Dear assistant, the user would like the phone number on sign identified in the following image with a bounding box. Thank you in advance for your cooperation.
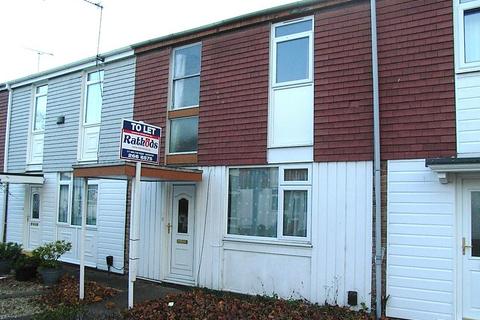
[126,152,155,162]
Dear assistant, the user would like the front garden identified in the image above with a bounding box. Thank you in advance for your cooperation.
[1,241,380,319]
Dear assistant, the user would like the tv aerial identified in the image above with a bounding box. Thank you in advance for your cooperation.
[24,47,54,72]
[82,0,104,65]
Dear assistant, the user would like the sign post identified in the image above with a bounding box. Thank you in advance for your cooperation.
[120,120,161,309]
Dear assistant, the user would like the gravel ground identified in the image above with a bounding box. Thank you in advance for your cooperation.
[0,275,47,319]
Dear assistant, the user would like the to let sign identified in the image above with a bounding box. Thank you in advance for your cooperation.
[120,119,162,164]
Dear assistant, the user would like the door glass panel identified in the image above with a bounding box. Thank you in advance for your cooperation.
[472,191,480,257]
[177,198,189,234]
[32,193,40,219]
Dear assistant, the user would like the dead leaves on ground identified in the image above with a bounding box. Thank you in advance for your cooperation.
[39,275,117,307]
[125,289,374,320]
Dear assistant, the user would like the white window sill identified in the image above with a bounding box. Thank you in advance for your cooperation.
[223,236,312,248]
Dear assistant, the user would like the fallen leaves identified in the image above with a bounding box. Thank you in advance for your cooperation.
[125,289,375,320]
[39,275,117,307]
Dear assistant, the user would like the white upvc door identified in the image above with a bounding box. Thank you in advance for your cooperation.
[167,185,195,284]
[27,187,42,250]
[462,180,480,319]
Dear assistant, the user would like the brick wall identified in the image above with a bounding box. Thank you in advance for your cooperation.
[198,24,270,166]
[0,90,8,169]
[133,49,170,164]
[314,1,374,162]
[377,0,456,160]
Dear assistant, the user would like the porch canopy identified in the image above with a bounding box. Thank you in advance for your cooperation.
[0,172,44,184]
[426,157,480,183]
[72,162,203,182]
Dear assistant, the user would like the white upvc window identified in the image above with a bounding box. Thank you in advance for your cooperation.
[272,17,313,88]
[227,165,312,242]
[458,0,480,70]
[28,84,48,166]
[57,172,98,227]
[171,43,201,110]
[79,70,104,161]
[269,17,314,149]
[168,42,201,156]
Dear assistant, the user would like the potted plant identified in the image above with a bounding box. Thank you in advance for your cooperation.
[0,242,22,275]
[13,253,39,281]
[33,240,72,285]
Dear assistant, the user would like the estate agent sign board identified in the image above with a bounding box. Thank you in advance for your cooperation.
[120,119,162,164]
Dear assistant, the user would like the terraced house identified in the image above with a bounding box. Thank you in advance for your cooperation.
[0,0,479,319]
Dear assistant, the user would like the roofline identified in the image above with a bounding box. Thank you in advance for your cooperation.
[3,45,133,88]
[131,0,328,50]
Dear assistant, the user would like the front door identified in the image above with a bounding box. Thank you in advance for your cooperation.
[167,185,195,284]
[27,187,41,249]
[462,181,480,319]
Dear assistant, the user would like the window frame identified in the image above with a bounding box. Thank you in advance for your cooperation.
[457,0,480,71]
[168,115,199,155]
[225,164,312,244]
[82,69,104,126]
[169,42,202,111]
[167,42,202,158]
[56,172,99,228]
[32,84,48,134]
[271,16,314,88]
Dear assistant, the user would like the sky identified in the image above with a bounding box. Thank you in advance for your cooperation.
[0,0,299,83]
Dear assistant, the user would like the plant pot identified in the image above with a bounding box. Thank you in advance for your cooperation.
[15,265,37,281]
[38,266,63,285]
[0,259,11,275]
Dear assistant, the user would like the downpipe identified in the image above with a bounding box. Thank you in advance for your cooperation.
[369,0,383,319]
[1,84,12,242]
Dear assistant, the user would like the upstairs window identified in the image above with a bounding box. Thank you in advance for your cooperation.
[172,44,201,109]
[33,85,47,132]
[84,70,104,125]
[272,18,313,86]
[459,0,480,68]
[168,43,201,157]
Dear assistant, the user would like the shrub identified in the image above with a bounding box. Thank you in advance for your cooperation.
[32,241,72,269]
[0,242,22,260]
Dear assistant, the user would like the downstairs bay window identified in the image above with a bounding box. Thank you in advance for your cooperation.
[227,166,311,241]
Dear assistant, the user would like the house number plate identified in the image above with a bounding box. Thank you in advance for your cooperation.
[176,239,188,244]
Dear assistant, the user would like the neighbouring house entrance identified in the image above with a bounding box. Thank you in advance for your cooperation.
[166,184,195,285]
[462,180,480,319]
[27,186,41,250]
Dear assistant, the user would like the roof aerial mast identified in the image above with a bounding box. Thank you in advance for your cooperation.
[24,48,54,72]
[82,0,104,65]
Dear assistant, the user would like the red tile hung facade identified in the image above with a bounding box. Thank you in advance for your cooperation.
[133,0,456,165]
[198,25,270,166]
[314,1,374,162]
[133,48,170,163]
[377,0,456,160]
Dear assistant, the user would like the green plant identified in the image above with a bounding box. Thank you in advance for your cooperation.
[13,253,40,270]
[32,240,72,269]
[0,242,22,260]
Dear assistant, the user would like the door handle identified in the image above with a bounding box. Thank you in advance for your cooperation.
[167,223,172,234]
[463,237,472,255]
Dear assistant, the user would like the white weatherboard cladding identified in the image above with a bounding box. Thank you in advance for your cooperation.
[5,184,26,244]
[138,181,165,281]
[58,179,126,273]
[7,87,31,172]
[42,73,82,172]
[136,163,372,306]
[41,173,57,244]
[457,71,480,156]
[96,179,127,272]
[386,159,455,320]
[98,58,135,163]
